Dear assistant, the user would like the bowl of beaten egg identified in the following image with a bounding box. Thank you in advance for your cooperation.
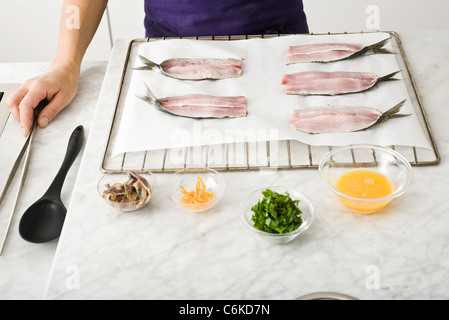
[319,145,413,214]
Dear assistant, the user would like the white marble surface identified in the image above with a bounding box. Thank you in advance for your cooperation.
[0,62,106,299]
[1,30,449,300]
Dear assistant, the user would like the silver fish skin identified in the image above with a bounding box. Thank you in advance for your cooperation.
[282,71,400,95]
[287,37,392,64]
[135,55,243,80]
[290,100,409,134]
[138,84,247,119]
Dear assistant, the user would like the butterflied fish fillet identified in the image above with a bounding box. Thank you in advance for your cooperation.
[136,56,243,80]
[290,100,409,134]
[139,85,247,119]
[281,71,400,95]
[287,37,391,64]
[158,95,247,118]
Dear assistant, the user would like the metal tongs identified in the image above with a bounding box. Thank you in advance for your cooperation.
[0,100,47,255]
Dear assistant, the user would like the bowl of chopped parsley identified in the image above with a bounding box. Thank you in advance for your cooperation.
[241,187,315,244]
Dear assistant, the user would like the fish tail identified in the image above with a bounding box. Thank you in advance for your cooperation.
[377,70,401,83]
[134,55,161,71]
[347,37,393,60]
[137,84,169,114]
[375,47,395,55]
[366,37,394,55]
[375,100,410,125]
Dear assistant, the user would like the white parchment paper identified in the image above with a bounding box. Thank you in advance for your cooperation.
[111,33,433,157]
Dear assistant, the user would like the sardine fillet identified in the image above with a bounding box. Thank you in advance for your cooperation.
[287,43,365,63]
[282,71,378,95]
[290,106,383,134]
[160,58,243,80]
[158,94,247,118]
[286,38,391,64]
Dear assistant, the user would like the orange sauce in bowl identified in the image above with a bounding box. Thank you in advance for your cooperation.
[335,169,394,214]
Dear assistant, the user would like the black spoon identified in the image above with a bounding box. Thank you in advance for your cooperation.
[19,125,84,243]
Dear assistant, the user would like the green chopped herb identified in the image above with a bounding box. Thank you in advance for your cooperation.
[250,189,303,234]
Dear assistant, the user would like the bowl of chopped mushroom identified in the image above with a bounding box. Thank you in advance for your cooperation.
[98,169,156,212]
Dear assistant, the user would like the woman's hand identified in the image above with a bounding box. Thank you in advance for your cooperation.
[5,62,80,137]
[5,0,109,137]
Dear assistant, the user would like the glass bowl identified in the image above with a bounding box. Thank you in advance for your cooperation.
[98,169,157,212]
[319,145,413,214]
[167,168,225,213]
[241,186,315,244]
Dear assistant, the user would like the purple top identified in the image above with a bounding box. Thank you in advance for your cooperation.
[144,0,309,38]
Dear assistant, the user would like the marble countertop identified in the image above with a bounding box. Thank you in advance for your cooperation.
[1,30,448,300]
[0,61,106,299]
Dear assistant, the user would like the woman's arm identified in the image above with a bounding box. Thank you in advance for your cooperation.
[6,0,109,137]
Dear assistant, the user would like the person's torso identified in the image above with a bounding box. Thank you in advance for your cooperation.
[144,0,308,37]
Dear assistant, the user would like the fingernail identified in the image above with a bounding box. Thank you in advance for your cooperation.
[22,126,28,137]
[41,116,50,128]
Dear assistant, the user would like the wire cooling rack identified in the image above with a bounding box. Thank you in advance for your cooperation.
[100,32,440,174]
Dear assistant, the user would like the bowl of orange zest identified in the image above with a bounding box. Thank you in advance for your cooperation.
[167,168,225,212]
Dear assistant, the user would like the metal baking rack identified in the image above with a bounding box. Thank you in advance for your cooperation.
[101,32,440,174]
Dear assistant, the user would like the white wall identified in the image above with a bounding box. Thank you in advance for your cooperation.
[0,0,145,63]
[0,0,448,63]
[303,0,449,34]
[0,0,112,62]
